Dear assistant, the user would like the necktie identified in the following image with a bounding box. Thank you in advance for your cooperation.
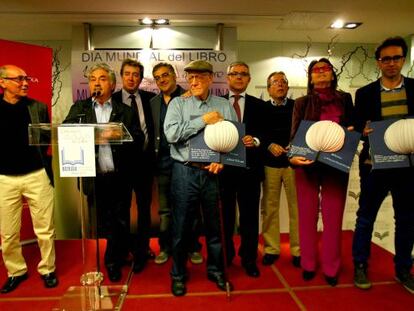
[233,94,241,122]
[129,94,149,149]
[129,94,138,115]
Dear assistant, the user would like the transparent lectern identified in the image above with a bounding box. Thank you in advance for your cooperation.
[29,122,134,311]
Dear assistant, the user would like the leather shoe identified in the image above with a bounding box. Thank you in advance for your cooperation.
[41,272,58,288]
[1,273,28,293]
[106,265,121,282]
[207,274,233,291]
[292,256,301,268]
[171,279,186,296]
[302,270,316,281]
[325,275,338,287]
[262,254,279,266]
[243,263,260,277]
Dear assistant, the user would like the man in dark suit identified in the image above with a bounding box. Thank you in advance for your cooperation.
[221,61,265,277]
[150,62,203,265]
[352,36,414,294]
[112,59,156,273]
[261,71,300,268]
[64,63,142,282]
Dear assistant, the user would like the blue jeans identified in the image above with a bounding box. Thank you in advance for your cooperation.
[352,165,414,274]
[170,162,224,281]
[157,168,202,254]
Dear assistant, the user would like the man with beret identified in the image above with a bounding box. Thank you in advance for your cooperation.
[164,60,237,296]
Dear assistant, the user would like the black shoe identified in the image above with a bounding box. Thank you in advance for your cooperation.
[292,256,301,268]
[325,275,338,287]
[171,279,186,296]
[302,270,316,281]
[262,254,279,266]
[106,265,121,282]
[207,274,233,291]
[41,272,58,288]
[243,263,260,277]
[1,273,28,293]
[395,271,414,294]
[133,259,147,274]
[354,263,372,290]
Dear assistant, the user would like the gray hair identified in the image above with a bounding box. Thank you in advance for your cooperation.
[267,71,289,88]
[227,61,250,74]
[88,63,116,84]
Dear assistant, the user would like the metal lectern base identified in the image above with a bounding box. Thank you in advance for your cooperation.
[57,285,128,311]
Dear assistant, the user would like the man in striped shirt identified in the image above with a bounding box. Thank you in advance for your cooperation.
[352,36,414,294]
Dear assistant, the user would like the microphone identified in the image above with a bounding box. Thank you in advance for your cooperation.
[77,113,86,124]
[92,90,102,97]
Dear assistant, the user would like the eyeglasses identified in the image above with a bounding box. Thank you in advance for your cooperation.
[3,76,35,83]
[227,72,250,78]
[378,55,404,64]
[154,72,171,81]
[186,73,210,82]
[269,79,288,86]
[310,66,332,74]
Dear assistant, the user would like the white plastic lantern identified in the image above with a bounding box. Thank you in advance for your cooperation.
[384,119,414,154]
[305,120,345,152]
[204,120,239,153]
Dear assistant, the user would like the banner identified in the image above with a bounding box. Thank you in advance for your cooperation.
[71,50,236,101]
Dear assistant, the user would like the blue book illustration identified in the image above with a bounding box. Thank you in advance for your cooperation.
[287,120,318,161]
[369,119,412,170]
[61,147,85,165]
[288,120,361,173]
[189,120,246,167]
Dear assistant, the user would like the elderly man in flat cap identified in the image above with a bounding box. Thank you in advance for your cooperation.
[164,60,237,296]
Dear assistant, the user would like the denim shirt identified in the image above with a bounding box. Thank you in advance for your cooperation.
[164,92,237,162]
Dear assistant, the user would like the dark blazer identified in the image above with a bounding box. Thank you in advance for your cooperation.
[112,90,156,147]
[291,90,354,141]
[63,96,142,194]
[261,98,295,168]
[24,97,54,185]
[150,85,185,158]
[222,93,265,179]
[354,77,414,164]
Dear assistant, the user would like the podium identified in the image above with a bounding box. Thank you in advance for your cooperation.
[29,122,133,311]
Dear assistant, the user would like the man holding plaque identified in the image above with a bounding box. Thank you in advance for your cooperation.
[164,60,236,296]
[352,36,414,294]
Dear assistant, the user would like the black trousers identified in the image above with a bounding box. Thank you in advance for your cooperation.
[220,166,261,265]
[88,173,130,268]
[127,152,154,263]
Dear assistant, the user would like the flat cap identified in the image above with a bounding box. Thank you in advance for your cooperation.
[184,60,213,73]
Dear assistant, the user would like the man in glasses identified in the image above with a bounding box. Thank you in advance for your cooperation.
[164,60,237,296]
[0,65,57,293]
[260,72,300,268]
[150,62,203,265]
[353,36,414,294]
[221,61,265,278]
